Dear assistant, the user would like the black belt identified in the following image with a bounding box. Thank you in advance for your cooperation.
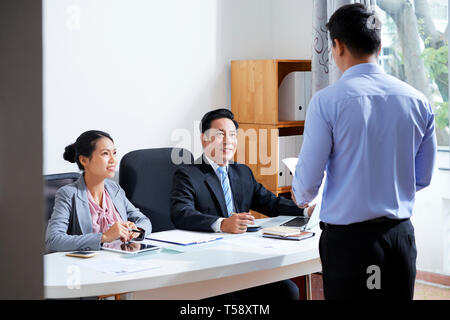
[320,217,409,230]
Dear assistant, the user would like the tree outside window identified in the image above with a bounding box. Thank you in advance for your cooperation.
[377,0,449,147]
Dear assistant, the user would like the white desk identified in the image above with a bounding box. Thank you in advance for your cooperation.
[44,217,322,299]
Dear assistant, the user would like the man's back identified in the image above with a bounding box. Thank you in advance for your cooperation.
[293,63,436,225]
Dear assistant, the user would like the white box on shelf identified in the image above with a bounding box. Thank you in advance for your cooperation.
[278,72,307,121]
[278,136,286,187]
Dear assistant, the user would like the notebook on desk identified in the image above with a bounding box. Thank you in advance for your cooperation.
[262,226,315,241]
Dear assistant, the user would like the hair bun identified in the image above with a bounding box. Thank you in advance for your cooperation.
[63,143,77,163]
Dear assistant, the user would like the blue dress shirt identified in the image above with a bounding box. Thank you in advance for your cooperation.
[292,63,437,225]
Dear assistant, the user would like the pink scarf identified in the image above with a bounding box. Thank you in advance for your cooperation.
[87,188,122,233]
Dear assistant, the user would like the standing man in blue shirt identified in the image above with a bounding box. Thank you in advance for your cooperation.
[292,4,437,300]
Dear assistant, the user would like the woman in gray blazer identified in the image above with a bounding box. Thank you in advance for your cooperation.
[45,130,152,253]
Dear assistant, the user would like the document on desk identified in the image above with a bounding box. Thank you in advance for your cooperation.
[146,230,224,246]
[282,157,299,177]
[79,258,159,276]
[221,235,305,252]
[282,157,326,211]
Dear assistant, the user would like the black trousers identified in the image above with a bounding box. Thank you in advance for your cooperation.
[319,218,417,300]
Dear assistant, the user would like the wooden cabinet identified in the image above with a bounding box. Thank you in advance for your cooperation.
[231,59,311,217]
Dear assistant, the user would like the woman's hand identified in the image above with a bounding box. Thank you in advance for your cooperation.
[124,221,142,240]
[101,222,131,243]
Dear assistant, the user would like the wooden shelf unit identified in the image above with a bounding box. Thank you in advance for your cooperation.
[231,59,311,218]
[231,59,311,125]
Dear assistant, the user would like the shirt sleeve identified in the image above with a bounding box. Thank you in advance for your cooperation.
[292,95,333,206]
[415,111,437,191]
[211,218,224,232]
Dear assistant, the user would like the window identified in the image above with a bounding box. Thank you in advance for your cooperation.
[376,0,450,277]
[377,0,449,149]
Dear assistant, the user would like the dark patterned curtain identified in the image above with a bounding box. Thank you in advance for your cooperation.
[312,0,377,94]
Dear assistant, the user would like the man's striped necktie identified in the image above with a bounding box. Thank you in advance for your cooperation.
[217,166,234,217]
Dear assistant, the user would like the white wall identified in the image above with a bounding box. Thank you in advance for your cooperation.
[412,151,450,275]
[43,0,313,174]
[271,0,313,59]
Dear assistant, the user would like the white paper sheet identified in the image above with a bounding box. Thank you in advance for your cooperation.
[146,229,224,245]
[282,157,326,219]
[220,234,306,251]
[281,157,299,177]
[79,258,159,276]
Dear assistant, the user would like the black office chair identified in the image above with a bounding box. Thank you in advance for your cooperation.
[119,148,193,233]
[44,172,81,223]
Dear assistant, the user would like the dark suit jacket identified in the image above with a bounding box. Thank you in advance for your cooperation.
[170,156,304,232]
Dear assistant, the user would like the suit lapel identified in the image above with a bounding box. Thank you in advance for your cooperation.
[197,156,229,218]
[228,165,242,213]
[105,180,128,222]
[74,176,93,235]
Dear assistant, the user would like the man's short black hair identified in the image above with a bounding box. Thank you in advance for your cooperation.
[326,3,381,58]
[200,108,239,133]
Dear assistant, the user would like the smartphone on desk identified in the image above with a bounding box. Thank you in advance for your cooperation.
[246,225,261,232]
[65,251,98,259]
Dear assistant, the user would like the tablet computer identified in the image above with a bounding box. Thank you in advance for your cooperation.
[101,240,160,254]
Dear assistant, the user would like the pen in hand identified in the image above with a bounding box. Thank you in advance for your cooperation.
[128,228,142,233]
[107,223,141,234]
[105,223,142,242]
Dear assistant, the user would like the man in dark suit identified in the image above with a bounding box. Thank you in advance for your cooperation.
[171,108,312,233]
[170,108,314,300]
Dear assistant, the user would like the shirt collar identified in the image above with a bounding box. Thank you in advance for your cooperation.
[203,154,228,174]
[341,62,385,79]
[87,188,107,212]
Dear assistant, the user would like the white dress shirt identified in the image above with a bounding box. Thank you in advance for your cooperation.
[203,155,233,232]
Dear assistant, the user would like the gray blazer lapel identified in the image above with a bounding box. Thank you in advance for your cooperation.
[74,176,93,235]
[105,180,128,222]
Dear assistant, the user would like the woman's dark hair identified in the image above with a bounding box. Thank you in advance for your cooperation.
[200,108,239,134]
[326,3,381,58]
[63,130,114,171]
